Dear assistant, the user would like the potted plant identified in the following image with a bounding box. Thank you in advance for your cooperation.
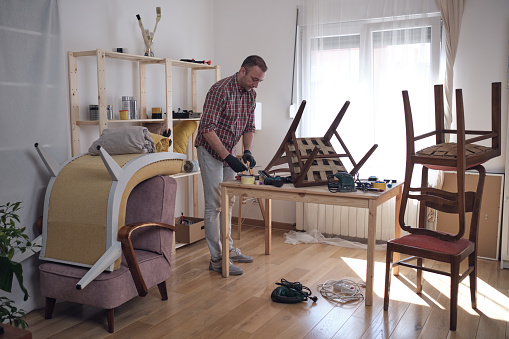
[0,202,39,329]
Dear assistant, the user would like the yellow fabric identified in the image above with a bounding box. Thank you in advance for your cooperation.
[173,120,197,154]
[150,132,170,152]
[45,154,183,270]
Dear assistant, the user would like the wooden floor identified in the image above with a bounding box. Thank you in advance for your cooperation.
[26,225,509,338]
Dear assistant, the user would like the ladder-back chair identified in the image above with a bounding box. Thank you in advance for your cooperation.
[384,82,501,331]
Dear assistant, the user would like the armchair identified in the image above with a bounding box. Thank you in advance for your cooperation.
[39,175,177,333]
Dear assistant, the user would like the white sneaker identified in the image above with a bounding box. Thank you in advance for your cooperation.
[209,258,243,275]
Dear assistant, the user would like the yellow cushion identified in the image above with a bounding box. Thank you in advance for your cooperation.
[150,133,170,152]
[173,120,197,154]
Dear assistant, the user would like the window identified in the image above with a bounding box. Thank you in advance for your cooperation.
[298,15,441,180]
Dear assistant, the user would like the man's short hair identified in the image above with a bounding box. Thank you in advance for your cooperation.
[241,55,268,73]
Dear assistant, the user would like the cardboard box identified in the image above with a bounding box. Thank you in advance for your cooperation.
[175,216,205,244]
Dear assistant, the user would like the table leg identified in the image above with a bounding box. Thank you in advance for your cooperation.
[365,200,377,306]
[265,198,272,255]
[221,186,229,277]
[237,195,242,240]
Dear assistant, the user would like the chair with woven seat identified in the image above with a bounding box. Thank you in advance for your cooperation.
[39,175,178,333]
[399,82,500,242]
[384,82,501,331]
[264,100,378,187]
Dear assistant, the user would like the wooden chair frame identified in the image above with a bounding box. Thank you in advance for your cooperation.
[384,164,486,331]
[264,100,378,187]
[400,82,501,241]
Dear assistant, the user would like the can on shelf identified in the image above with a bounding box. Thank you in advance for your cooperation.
[107,105,113,120]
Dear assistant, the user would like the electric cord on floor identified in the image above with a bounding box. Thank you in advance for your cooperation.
[317,279,365,305]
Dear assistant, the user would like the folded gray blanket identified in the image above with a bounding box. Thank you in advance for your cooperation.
[88,126,155,155]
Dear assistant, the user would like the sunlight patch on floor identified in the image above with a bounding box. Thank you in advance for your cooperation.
[341,257,429,306]
[341,256,509,322]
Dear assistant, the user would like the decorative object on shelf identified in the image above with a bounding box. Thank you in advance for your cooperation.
[88,126,155,155]
[173,120,197,154]
[107,105,113,120]
[121,96,137,119]
[180,59,212,65]
[119,109,129,120]
[89,105,99,120]
[90,104,113,121]
[112,47,129,53]
[136,7,161,57]
[0,202,40,329]
[173,109,201,119]
[183,160,199,173]
[152,107,162,119]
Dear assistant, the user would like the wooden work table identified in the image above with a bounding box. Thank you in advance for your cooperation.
[220,180,403,306]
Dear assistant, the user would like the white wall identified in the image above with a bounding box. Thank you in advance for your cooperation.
[214,0,302,223]
[0,0,216,315]
[454,0,509,173]
[2,0,508,316]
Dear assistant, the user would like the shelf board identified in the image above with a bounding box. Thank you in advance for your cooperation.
[173,118,201,122]
[76,119,167,126]
[71,49,216,69]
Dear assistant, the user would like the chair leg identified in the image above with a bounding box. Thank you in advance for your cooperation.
[469,253,477,309]
[45,297,56,319]
[158,281,168,301]
[450,261,460,331]
[107,309,114,333]
[416,257,423,293]
[384,246,394,311]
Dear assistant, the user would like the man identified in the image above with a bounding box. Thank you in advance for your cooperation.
[195,55,267,275]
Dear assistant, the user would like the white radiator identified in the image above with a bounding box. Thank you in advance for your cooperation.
[296,199,419,242]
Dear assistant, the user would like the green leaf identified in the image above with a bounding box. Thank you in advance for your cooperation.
[0,257,14,292]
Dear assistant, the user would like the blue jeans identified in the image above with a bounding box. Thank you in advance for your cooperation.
[197,146,236,261]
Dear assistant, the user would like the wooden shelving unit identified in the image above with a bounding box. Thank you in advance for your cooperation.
[68,49,220,156]
[68,49,220,218]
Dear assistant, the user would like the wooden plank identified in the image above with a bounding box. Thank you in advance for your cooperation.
[139,62,147,119]
[68,51,81,157]
[96,49,107,134]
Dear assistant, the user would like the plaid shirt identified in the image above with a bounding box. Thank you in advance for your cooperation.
[195,73,256,163]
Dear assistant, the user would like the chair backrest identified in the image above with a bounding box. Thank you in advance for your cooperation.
[405,165,485,241]
[125,175,177,259]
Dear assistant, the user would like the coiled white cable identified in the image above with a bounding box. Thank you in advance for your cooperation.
[317,279,365,305]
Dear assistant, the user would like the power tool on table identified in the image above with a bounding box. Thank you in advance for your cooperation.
[258,170,285,187]
[327,171,356,193]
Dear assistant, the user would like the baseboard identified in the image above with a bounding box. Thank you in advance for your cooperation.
[231,217,295,231]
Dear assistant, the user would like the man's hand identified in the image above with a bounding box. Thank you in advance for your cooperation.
[224,154,248,173]
[242,150,256,168]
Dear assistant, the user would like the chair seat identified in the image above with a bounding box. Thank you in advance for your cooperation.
[389,233,473,255]
[39,249,171,310]
[415,142,493,170]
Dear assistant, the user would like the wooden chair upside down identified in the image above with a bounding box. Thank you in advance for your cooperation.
[384,82,501,331]
[264,100,378,187]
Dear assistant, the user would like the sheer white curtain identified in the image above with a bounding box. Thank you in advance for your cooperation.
[0,0,67,312]
[297,0,441,182]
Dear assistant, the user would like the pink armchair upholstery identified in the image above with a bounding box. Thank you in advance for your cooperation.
[39,175,177,333]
